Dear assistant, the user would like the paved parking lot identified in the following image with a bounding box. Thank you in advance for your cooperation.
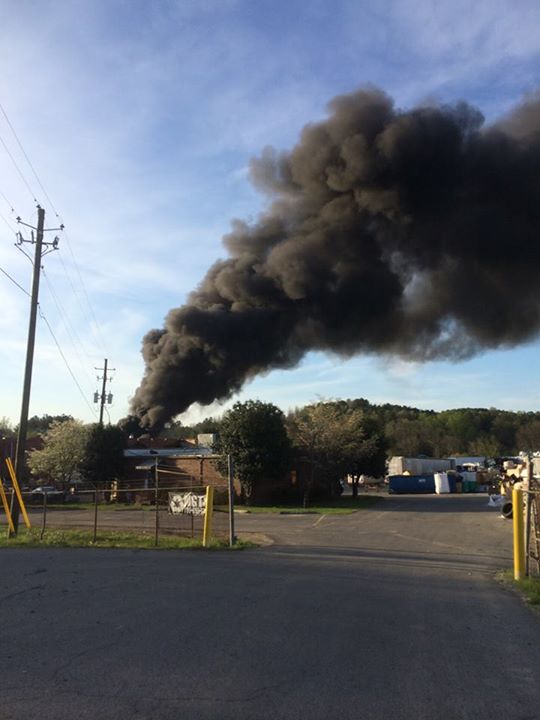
[1,495,538,720]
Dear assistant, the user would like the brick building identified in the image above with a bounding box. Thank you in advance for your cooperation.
[123,435,227,500]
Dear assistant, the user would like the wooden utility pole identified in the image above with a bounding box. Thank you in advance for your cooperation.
[10,207,61,535]
[99,358,108,427]
[94,359,115,426]
[228,454,236,546]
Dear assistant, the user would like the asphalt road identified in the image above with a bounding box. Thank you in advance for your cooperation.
[1,495,539,720]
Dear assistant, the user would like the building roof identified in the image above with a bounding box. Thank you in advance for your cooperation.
[125,449,223,471]
[124,447,215,458]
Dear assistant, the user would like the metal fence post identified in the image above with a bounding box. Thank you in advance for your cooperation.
[93,485,98,543]
[41,490,47,541]
[203,485,214,548]
[525,491,532,577]
[513,487,525,580]
[154,460,160,547]
[228,454,235,546]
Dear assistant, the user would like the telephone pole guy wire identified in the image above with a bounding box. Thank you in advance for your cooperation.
[0,264,30,296]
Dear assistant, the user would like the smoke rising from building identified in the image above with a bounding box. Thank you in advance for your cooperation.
[130,87,540,429]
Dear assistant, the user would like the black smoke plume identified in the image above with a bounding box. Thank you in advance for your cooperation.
[130,87,540,429]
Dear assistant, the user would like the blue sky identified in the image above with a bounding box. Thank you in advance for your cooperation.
[0,0,539,426]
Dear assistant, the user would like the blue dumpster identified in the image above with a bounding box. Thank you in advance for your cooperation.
[388,474,436,494]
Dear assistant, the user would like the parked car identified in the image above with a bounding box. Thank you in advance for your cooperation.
[29,486,65,504]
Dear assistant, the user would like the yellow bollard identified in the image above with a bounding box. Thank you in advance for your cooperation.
[5,458,31,529]
[202,486,214,548]
[0,482,15,533]
[512,488,525,580]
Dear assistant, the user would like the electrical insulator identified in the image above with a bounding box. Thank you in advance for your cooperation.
[107,393,113,404]
[93,392,99,403]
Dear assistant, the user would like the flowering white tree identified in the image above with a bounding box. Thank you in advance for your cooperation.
[27,419,90,484]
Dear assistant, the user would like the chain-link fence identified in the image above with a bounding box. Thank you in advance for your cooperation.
[524,487,540,577]
[1,458,236,546]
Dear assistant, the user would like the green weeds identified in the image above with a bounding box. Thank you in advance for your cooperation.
[235,495,382,515]
[498,570,540,607]
[0,528,251,550]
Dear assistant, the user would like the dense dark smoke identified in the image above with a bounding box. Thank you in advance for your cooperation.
[130,87,540,429]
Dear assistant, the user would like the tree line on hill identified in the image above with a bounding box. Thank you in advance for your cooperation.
[167,399,540,460]
[160,399,540,503]
[3,400,540,503]
[4,403,540,460]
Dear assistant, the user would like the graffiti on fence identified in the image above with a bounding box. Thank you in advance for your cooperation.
[168,491,206,516]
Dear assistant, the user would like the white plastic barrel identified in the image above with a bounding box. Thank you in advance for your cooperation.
[434,472,450,494]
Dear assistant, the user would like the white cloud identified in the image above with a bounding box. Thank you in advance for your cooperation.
[0,1,538,424]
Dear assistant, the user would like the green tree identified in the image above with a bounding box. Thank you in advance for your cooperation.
[0,416,15,437]
[516,420,540,453]
[80,424,125,485]
[468,434,502,458]
[25,414,74,437]
[490,414,517,454]
[192,417,222,435]
[216,400,291,503]
[385,417,433,457]
[287,402,386,502]
[27,420,90,484]
[442,410,481,449]
[157,419,196,441]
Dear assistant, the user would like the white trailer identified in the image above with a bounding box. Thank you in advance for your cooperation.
[388,456,455,476]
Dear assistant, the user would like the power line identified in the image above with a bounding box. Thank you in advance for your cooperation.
[0,101,108,356]
[38,305,98,418]
[0,209,17,234]
[56,258,103,351]
[0,188,14,213]
[59,237,109,355]
[42,268,97,388]
[0,130,37,204]
[0,264,30,296]
[0,101,59,217]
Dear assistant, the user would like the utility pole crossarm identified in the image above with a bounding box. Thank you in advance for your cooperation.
[94,359,116,426]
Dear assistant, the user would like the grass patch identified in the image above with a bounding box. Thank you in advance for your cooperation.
[498,570,540,606]
[37,496,383,515]
[234,495,383,515]
[26,502,155,512]
[0,528,251,550]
